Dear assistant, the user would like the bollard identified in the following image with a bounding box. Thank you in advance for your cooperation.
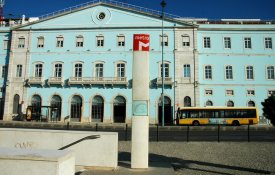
[248,124,250,142]
[186,125,189,142]
[156,124,159,142]
[125,124,128,141]
[218,124,220,142]
[66,122,69,130]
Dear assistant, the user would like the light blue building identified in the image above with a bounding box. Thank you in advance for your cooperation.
[196,20,275,122]
[0,1,274,124]
[3,1,195,124]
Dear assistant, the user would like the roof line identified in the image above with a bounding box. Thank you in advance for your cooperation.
[37,0,181,20]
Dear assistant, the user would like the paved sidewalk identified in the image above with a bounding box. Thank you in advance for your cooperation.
[78,141,275,175]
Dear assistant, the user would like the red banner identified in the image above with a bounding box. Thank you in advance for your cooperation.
[133,34,150,51]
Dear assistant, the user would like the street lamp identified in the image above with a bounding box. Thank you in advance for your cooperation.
[160,0,166,127]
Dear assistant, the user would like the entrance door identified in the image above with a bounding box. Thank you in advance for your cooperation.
[158,96,173,125]
[113,96,126,123]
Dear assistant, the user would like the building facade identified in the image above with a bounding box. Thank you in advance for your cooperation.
[2,1,196,124]
[0,1,274,124]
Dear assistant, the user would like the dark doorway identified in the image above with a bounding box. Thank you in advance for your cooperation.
[158,96,173,125]
[0,98,4,120]
[50,95,62,121]
[92,95,104,122]
[113,96,126,123]
[70,95,82,122]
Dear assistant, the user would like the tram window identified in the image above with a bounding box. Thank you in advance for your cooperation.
[247,110,256,118]
[180,111,188,118]
[225,110,235,118]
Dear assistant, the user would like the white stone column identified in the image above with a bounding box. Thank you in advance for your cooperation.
[131,34,150,169]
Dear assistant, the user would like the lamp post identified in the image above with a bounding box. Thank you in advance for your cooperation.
[160,0,166,127]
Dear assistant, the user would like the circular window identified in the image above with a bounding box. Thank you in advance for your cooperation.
[98,12,106,20]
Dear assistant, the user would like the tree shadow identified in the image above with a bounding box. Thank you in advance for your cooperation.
[118,151,272,174]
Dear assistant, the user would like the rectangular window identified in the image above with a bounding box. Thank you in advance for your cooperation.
[37,37,44,48]
[203,37,211,48]
[1,66,7,78]
[97,36,104,47]
[18,38,25,48]
[244,37,252,49]
[182,36,190,47]
[183,64,191,78]
[160,35,168,46]
[95,63,104,78]
[76,36,84,47]
[224,37,231,49]
[226,90,234,96]
[161,63,169,77]
[246,66,254,80]
[205,65,212,79]
[205,89,213,95]
[117,63,125,77]
[267,66,275,80]
[4,40,10,50]
[225,65,233,80]
[54,64,62,77]
[117,36,125,46]
[35,64,43,77]
[16,65,22,77]
[75,64,82,78]
[268,90,275,96]
[56,37,64,47]
[265,37,273,49]
[247,90,255,96]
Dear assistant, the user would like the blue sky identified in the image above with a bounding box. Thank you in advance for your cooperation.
[3,0,275,20]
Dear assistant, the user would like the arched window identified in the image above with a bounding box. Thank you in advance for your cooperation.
[51,95,62,121]
[92,95,104,122]
[248,100,255,107]
[31,95,42,117]
[184,96,191,107]
[227,100,234,107]
[71,95,82,121]
[206,100,213,106]
[13,94,20,114]
[113,96,126,123]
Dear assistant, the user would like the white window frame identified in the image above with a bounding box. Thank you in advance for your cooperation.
[224,37,231,49]
[266,65,275,80]
[74,62,83,78]
[56,36,64,48]
[53,63,63,78]
[159,62,170,78]
[247,89,255,96]
[115,61,126,78]
[264,37,272,49]
[3,40,10,50]
[225,65,233,80]
[226,89,234,96]
[94,63,104,79]
[37,36,44,48]
[244,37,252,49]
[96,35,104,47]
[1,65,7,78]
[203,37,211,48]
[246,65,254,80]
[204,65,212,80]
[76,35,84,47]
[16,64,23,78]
[34,63,43,77]
[160,34,168,46]
[183,64,191,78]
[182,35,190,47]
[205,89,213,96]
[117,35,125,47]
[18,37,25,48]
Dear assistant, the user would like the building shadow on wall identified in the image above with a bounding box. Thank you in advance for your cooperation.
[118,152,272,174]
